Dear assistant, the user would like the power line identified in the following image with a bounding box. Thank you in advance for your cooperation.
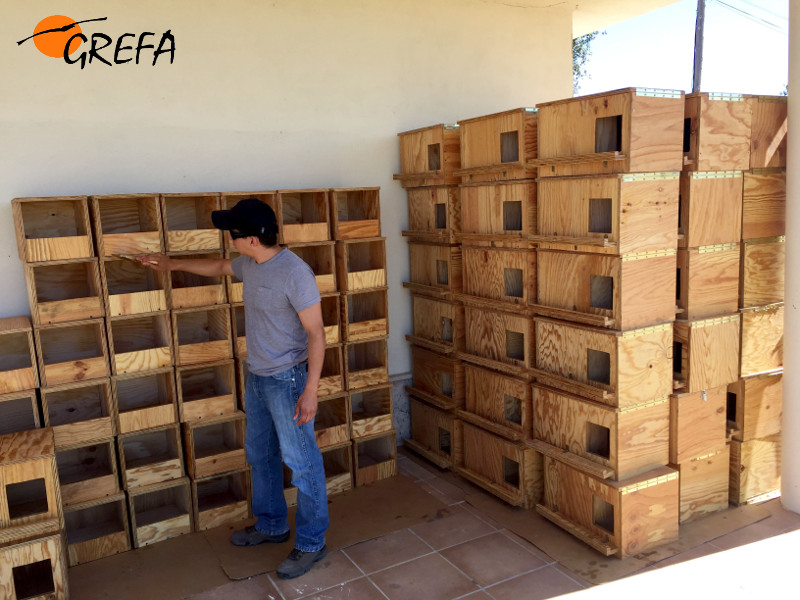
[710,0,787,33]
[732,0,788,22]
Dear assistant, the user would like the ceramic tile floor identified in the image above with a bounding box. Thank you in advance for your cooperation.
[183,451,800,600]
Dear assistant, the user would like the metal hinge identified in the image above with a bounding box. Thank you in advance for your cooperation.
[693,450,723,461]
[621,323,672,339]
[620,397,669,413]
[621,172,680,182]
[746,303,783,314]
[746,236,785,245]
[636,88,683,99]
[444,124,459,130]
[708,92,745,102]
[621,249,677,262]
[525,107,538,114]
[698,243,738,254]
[691,170,742,180]
[620,471,679,495]
[691,315,740,328]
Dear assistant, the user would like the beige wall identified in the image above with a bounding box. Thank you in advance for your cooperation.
[1,0,572,375]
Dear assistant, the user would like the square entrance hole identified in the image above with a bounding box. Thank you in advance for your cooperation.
[438,428,451,455]
[590,276,614,310]
[500,131,519,163]
[506,331,525,361]
[593,496,615,533]
[13,559,55,600]
[435,203,447,229]
[441,317,453,343]
[595,115,622,153]
[504,268,524,298]
[504,394,522,425]
[502,456,520,488]
[503,201,523,231]
[586,422,611,459]
[673,342,683,375]
[587,349,611,385]
[683,118,692,153]
[439,372,453,398]
[588,198,612,234]
[428,143,441,171]
[436,260,449,286]
[727,391,738,422]
[7,478,49,520]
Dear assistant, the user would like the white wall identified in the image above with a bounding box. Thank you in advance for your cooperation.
[781,0,800,511]
[1,0,572,375]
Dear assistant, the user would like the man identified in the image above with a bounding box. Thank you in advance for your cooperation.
[136,198,329,579]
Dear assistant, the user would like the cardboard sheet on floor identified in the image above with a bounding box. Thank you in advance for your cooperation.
[68,531,229,600]
[66,474,445,598]
[459,482,770,585]
[207,473,447,580]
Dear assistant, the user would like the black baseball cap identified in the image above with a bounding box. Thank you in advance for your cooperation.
[212,198,279,236]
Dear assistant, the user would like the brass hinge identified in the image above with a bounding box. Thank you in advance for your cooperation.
[621,172,680,182]
[691,170,742,180]
[749,167,786,175]
[620,471,679,495]
[693,450,724,462]
[636,88,683,99]
[621,323,672,339]
[691,314,740,328]
[758,96,787,104]
[620,396,669,413]
[621,249,677,262]
[708,92,745,102]
[745,303,783,314]
[698,243,738,254]
[745,236,785,245]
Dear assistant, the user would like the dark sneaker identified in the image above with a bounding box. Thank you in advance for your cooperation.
[276,546,327,579]
[230,525,290,546]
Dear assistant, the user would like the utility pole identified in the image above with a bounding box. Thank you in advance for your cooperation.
[692,0,706,93]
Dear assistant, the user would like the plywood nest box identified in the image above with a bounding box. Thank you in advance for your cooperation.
[533,88,685,178]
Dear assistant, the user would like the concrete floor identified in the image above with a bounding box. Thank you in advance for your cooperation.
[182,451,800,600]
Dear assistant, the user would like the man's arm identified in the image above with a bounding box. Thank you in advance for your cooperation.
[135,253,235,277]
[294,302,325,426]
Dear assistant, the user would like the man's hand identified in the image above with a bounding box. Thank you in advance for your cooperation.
[294,388,318,426]
[134,253,172,271]
[132,254,234,277]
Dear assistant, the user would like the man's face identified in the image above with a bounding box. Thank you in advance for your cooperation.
[229,231,253,255]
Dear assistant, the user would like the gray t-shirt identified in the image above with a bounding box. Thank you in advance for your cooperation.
[231,249,321,376]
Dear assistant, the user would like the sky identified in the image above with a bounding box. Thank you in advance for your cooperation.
[577,0,789,96]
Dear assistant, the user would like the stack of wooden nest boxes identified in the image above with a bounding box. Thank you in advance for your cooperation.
[399,109,542,507]
[530,89,684,558]
[2,185,391,593]
[0,314,68,599]
[727,96,787,506]
[672,94,749,522]
[395,124,466,472]
[397,88,787,560]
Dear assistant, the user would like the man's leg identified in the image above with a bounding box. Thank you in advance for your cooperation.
[269,363,329,577]
[232,372,290,545]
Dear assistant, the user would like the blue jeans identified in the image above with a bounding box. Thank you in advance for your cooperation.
[244,363,328,552]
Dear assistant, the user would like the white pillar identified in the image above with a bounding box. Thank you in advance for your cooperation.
[782,0,800,511]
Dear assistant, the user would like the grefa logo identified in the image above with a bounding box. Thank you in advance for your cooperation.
[17,16,175,68]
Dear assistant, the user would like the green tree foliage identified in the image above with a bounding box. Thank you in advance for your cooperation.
[573,31,603,94]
